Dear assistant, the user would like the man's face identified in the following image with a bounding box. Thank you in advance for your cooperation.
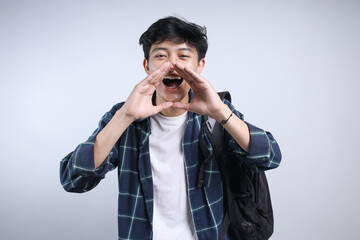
[144,40,205,105]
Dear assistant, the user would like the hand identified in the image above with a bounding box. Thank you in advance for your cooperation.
[172,62,228,121]
[121,62,173,121]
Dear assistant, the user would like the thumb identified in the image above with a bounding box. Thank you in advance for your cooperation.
[153,102,173,114]
[172,102,190,111]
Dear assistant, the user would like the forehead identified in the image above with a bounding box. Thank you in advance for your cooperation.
[150,40,198,54]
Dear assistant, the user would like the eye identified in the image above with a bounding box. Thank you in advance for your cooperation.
[154,54,167,58]
[179,55,190,58]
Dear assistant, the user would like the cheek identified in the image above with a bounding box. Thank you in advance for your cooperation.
[148,61,163,73]
[150,64,158,72]
[148,65,156,73]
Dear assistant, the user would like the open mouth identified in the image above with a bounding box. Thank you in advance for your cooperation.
[163,77,183,89]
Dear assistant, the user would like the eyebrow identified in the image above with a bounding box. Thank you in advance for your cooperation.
[151,47,194,54]
[178,47,194,52]
[151,47,167,54]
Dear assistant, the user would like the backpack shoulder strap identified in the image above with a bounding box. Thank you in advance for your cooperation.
[211,91,231,155]
[198,91,231,187]
[218,91,231,103]
[198,91,232,239]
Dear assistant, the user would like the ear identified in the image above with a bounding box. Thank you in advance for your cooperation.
[143,59,150,75]
[196,59,205,74]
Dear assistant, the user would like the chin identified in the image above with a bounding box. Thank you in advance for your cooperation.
[164,92,187,103]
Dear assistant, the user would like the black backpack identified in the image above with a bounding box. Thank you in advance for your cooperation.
[198,91,274,240]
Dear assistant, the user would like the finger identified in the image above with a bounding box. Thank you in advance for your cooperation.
[136,63,169,94]
[138,62,168,87]
[152,102,173,115]
[175,63,205,85]
[172,102,191,111]
[173,63,195,85]
[146,62,170,85]
[139,69,160,86]
[150,67,169,88]
[136,64,171,96]
[133,81,155,95]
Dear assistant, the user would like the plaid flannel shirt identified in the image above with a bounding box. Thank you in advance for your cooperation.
[60,91,281,240]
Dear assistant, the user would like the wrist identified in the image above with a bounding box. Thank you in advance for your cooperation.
[116,106,136,126]
[212,104,233,124]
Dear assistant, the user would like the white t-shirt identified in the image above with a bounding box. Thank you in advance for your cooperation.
[149,111,197,240]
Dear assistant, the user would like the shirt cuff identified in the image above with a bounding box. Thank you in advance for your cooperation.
[72,141,114,179]
[245,122,271,161]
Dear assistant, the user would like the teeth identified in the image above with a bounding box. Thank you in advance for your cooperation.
[164,76,182,80]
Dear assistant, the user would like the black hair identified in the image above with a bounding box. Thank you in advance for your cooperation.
[139,16,208,62]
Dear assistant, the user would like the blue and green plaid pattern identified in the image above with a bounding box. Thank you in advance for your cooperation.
[60,93,281,240]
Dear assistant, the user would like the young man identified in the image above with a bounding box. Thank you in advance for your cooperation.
[60,16,281,240]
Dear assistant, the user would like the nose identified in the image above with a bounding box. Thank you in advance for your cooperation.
[168,56,177,71]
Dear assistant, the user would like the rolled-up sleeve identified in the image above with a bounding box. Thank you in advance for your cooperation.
[224,100,282,171]
[60,103,123,193]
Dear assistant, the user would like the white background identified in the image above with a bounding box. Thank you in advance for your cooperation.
[1,0,359,239]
